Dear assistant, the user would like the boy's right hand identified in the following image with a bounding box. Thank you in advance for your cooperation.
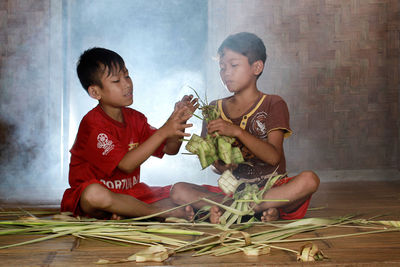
[161,106,193,138]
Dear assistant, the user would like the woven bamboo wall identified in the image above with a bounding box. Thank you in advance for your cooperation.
[206,0,400,174]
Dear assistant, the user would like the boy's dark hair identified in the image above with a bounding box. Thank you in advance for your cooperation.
[76,47,125,92]
[218,32,267,65]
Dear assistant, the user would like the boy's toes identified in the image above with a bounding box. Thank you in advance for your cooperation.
[261,208,279,222]
[185,205,195,221]
[209,206,222,224]
[110,213,122,220]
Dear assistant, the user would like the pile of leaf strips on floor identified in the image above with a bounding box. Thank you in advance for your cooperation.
[0,210,400,264]
[1,170,399,263]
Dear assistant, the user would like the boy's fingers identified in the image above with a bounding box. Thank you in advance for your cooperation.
[186,99,199,113]
[192,102,200,111]
[180,132,191,137]
[190,98,198,104]
[181,94,193,102]
[174,95,193,111]
[179,108,194,121]
[172,106,188,117]
[175,128,191,137]
[181,123,193,129]
[184,112,194,120]
[207,124,219,134]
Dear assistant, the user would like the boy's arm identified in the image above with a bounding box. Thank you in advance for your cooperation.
[237,127,284,166]
[207,118,283,166]
[163,136,183,155]
[118,107,193,173]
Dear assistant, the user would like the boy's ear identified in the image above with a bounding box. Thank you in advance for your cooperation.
[252,60,264,76]
[88,85,102,100]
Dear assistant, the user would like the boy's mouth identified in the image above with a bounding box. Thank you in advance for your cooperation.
[124,91,133,97]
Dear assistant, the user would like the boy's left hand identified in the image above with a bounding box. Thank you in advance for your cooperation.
[175,95,199,115]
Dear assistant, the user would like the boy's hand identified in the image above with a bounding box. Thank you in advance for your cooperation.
[207,118,242,137]
[161,106,193,138]
[211,160,238,175]
[175,95,199,116]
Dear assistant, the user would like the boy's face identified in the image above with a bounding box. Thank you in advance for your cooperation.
[219,48,262,93]
[89,65,133,108]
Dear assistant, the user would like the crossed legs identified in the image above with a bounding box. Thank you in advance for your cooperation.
[170,171,320,223]
[79,183,194,220]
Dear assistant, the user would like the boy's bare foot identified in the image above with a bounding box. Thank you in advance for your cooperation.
[260,208,279,222]
[166,205,195,221]
[184,205,195,221]
[209,206,278,224]
[210,205,223,224]
[110,213,123,220]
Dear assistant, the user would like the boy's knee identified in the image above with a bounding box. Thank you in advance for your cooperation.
[170,182,191,204]
[300,171,320,193]
[81,183,113,210]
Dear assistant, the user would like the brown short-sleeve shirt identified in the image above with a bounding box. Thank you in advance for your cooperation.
[202,93,292,181]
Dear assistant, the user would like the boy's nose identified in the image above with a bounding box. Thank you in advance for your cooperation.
[122,77,132,88]
[222,71,231,79]
[223,67,232,76]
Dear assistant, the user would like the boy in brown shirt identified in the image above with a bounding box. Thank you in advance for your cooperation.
[170,32,319,223]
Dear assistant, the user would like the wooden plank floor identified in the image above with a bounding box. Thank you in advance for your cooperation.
[0,181,400,266]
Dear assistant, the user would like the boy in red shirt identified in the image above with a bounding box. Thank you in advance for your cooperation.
[61,47,197,220]
[170,32,320,223]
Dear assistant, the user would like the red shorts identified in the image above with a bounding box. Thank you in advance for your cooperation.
[273,176,311,220]
[200,176,311,220]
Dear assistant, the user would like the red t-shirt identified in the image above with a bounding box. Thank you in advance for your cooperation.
[61,105,168,215]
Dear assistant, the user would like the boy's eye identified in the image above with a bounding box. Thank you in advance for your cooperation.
[112,80,120,83]
[231,64,238,67]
